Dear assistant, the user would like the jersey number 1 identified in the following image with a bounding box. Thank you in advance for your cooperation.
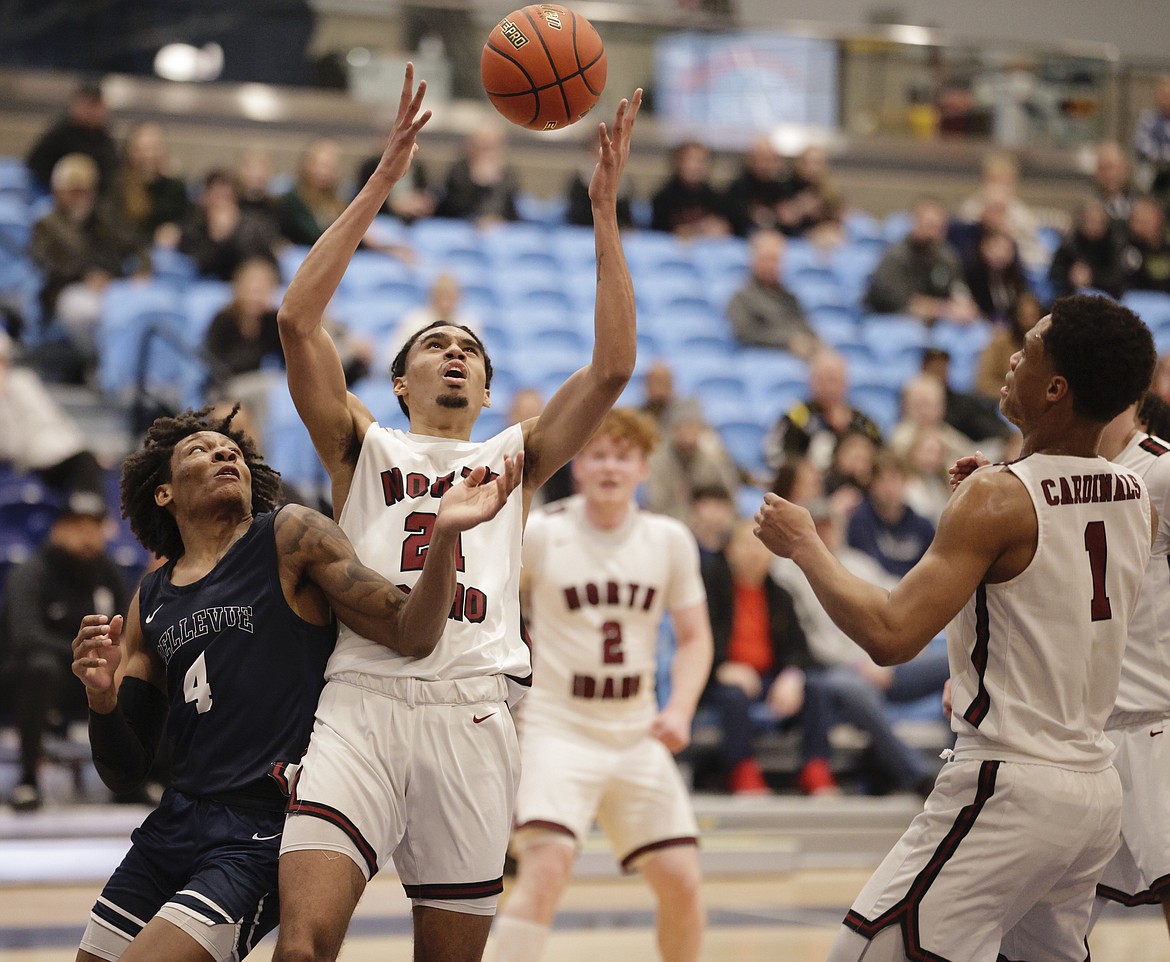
[1084,520,1112,622]
[183,651,214,713]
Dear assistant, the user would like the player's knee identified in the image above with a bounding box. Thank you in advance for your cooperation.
[272,929,341,962]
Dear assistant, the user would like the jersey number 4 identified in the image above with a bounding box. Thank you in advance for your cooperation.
[183,651,214,713]
[1084,520,1112,622]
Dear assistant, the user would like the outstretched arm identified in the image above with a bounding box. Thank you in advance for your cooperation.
[754,471,1026,665]
[277,64,432,475]
[280,455,523,657]
[522,91,642,492]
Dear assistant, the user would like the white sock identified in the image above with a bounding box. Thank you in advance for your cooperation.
[489,914,551,962]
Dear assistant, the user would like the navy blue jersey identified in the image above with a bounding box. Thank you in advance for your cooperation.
[137,508,336,797]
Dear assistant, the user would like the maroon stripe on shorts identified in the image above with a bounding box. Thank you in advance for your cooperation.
[287,793,379,879]
[843,761,1000,961]
[962,584,992,727]
[403,877,504,900]
[1097,870,1170,906]
[619,836,699,873]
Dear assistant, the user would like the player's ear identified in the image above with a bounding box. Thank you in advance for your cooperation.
[1047,375,1069,404]
[482,387,491,409]
[392,376,407,396]
[154,483,172,507]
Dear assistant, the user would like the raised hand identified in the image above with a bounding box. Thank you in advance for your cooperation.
[435,453,524,535]
[948,450,990,490]
[375,62,433,185]
[588,88,643,207]
[72,614,123,701]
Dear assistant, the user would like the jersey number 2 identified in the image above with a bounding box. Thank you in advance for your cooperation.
[1084,520,1112,622]
[183,651,214,713]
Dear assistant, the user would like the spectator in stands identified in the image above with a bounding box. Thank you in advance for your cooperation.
[899,426,953,524]
[700,518,814,795]
[772,498,946,798]
[957,152,1047,271]
[566,141,633,228]
[0,329,105,500]
[975,291,1043,401]
[506,387,573,506]
[688,484,738,560]
[764,348,883,473]
[1121,194,1170,294]
[29,153,145,372]
[233,147,283,236]
[771,454,825,510]
[864,197,978,324]
[356,143,435,224]
[640,358,683,428]
[890,373,976,470]
[650,140,731,238]
[646,397,742,525]
[846,449,935,578]
[25,81,119,197]
[436,123,520,224]
[204,257,285,382]
[1093,141,1137,234]
[111,121,190,249]
[390,271,476,353]
[962,227,1029,325]
[822,429,877,522]
[1133,74,1170,210]
[180,168,280,281]
[725,230,821,357]
[278,138,348,246]
[3,490,128,811]
[1047,197,1126,299]
[920,346,1015,450]
[776,145,844,247]
[724,136,786,237]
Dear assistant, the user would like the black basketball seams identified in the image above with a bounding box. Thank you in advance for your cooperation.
[520,6,571,122]
[483,41,543,124]
[483,50,605,98]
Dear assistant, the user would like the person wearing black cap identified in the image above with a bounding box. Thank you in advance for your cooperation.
[2,490,127,811]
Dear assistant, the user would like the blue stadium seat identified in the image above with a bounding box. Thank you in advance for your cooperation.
[810,306,861,344]
[714,419,768,474]
[150,247,197,290]
[514,194,568,227]
[0,162,31,205]
[550,225,598,271]
[262,383,328,499]
[409,218,481,257]
[277,245,312,283]
[183,280,233,341]
[849,382,900,434]
[861,314,929,365]
[337,250,418,297]
[1121,290,1170,332]
[0,195,32,254]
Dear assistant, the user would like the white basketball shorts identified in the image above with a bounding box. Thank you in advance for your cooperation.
[281,672,519,915]
[828,757,1121,962]
[512,716,698,871]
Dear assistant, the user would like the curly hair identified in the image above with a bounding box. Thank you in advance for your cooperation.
[584,407,660,456]
[389,320,494,418]
[120,405,282,560]
[1044,295,1156,423]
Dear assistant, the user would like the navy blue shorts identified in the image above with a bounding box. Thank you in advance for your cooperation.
[89,788,282,956]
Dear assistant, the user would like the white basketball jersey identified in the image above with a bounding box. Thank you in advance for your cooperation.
[947,454,1150,770]
[1112,432,1170,718]
[521,495,707,741]
[326,423,530,682]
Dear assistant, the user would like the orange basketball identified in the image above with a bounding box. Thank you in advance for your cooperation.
[481,4,607,131]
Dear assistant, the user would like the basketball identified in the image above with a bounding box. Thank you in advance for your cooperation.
[481,4,607,131]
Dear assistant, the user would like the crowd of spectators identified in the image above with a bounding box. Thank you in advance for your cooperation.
[6,74,1170,807]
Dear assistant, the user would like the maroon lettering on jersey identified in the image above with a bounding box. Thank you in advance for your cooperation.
[430,472,456,498]
[620,675,640,698]
[606,581,620,605]
[405,472,429,498]
[564,587,582,610]
[600,677,617,699]
[1041,478,1059,506]
[641,586,657,611]
[381,467,405,506]
[463,587,487,624]
[585,583,600,606]
[572,674,596,698]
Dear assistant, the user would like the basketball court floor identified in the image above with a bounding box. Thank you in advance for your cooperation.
[0,769,1164,962]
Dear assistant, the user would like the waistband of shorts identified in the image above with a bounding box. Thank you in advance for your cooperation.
[1107,709,1170,729]
[330,671,508,706]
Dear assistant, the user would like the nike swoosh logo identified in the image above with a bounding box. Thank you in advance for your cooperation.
[144,604,164,624]
[252,832,282,841]
[1151,730,1164,738]
[472,713,496,724]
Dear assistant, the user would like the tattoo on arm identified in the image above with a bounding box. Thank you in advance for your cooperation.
[597,251,603,283]
[281,508,408,619]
